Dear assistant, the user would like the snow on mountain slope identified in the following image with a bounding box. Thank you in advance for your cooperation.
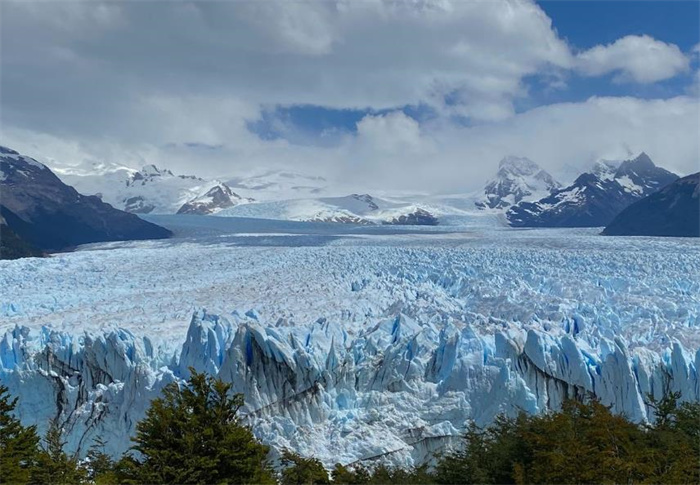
[475,156,561,210]
[591,160,620,181]
[226,170,331,201]
[1,218,699,466]
[0,146,171,252]
[55,163,250,215]
[217,194,439,225]
[507,153,679,228]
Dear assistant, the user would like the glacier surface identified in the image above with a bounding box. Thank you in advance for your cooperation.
[1,215,699,466]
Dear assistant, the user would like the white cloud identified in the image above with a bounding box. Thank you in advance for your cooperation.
[1,0,572,128]
[1,0,696,193]
[576,35,690,83]
[355,112,425,154]
[332,96,700,190]
[8,96,697,194]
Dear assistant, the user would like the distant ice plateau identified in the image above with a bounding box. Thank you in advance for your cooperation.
[1,216,699,467]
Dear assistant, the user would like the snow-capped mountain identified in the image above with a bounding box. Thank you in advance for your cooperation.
[475,156,561,210]
[177,184,250,215]
[603,172,699,237]
[0,146,170,253]
[507,153,679,228]
[216,193,439,225]
[55,163,250,215]
[591,160,620,181]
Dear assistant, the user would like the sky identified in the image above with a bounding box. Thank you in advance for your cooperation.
[1,0,699,192]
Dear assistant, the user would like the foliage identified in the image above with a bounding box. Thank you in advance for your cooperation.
[434,396,700,485]
[119,369,275,484]
[84,437,119,484]
[30,420,87,485]
[280,450,331,485]
[0,385,40,484]
[2,378,699,485]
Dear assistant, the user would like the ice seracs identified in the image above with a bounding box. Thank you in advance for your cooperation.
[2,307,698,466]
[1,221,699,466]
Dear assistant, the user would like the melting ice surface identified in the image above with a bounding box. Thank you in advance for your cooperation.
[1,215,699,466]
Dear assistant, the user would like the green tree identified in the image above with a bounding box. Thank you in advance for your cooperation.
[330,463,371,484]
[120,369,275,484]
[434,422,495,484]
[0,385,40,485]
[280,450,331,485]
[644,392,700,483]
[431,394,700,485]
[30,419,87,485]
[84,437,118,484]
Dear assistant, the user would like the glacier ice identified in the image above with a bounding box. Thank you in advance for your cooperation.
[1,218,699,466]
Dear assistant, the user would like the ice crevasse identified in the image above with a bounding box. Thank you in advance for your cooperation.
[1,309,698,467]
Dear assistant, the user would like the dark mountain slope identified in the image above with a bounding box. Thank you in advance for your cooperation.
[507,153,679,228]
[603,172,699,237]
[0,146,171,253]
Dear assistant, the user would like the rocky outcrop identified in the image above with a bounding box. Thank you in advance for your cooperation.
[603,172,699,237]
[0,146,171,252]
[507,153,679,227]
[177,183,249,215]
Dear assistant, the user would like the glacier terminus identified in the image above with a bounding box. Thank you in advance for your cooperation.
[1,216,699,467]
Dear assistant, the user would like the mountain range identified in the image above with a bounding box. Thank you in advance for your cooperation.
[0,146,170,258]
[3,145,694,243]
[55,162,250,215]
[217,193,439,225]
[506,153,679,227]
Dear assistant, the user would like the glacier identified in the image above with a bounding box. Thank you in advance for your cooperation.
[1,215,699,467]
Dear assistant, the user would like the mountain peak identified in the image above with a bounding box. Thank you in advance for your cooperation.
[633,152,654,165]
[591,160,619,181]
[498,156,540,175]
[0,146,20,156]
[476,156,560,210]
[0,147,49,172]
[621,152,656,171]
[176,181,249,215]
[0,146,171,251]
[140,164,172,176]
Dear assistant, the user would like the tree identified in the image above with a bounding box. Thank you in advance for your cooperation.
[0,385,40,484]
[434,422,496,484]
[121,369,275,484]
[644,392,700,483]
[30,419,87,485]
[84,437,118,484]
[331,463,371,484]
[280,450,331,485]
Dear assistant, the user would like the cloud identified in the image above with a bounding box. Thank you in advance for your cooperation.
[355,112,425,154]
[7,96,696,195]
[576,35,690,83]
[0,0,696,193]
[329,96,700,191]
[1,0,572,132]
